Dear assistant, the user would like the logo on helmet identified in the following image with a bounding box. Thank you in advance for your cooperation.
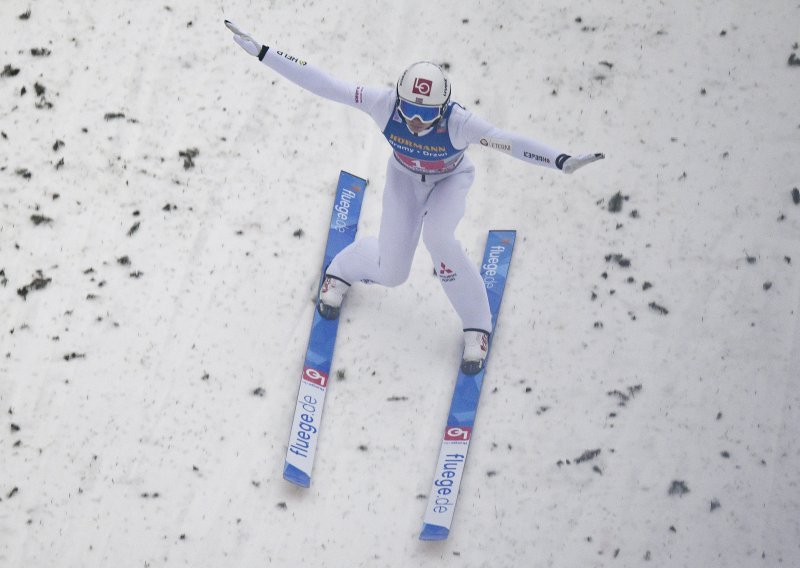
[412,77,433,96]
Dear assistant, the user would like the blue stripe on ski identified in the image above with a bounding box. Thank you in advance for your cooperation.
[283,171,367,487]
[419,230,516,540]
[282,464,311,488]
[317,172,367,288]
[419,523,450,541]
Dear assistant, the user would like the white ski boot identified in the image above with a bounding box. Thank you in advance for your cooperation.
[461,329,489,375]
[317,274,350,320]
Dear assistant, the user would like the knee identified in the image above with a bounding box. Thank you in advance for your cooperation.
[379,262,411,287]
[422,224,457,254]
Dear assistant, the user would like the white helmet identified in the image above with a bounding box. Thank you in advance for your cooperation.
[396,61,451,123]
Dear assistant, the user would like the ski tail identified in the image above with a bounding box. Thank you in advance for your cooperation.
[419,230,516,540]
[282,171,368,487]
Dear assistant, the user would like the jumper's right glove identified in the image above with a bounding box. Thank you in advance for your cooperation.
[562,153,605,174]
[225,20,262,57]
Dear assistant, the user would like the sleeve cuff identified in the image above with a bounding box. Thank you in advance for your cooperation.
[555,154,571,170]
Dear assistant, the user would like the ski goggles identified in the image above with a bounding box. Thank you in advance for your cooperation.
[397,100,443,123]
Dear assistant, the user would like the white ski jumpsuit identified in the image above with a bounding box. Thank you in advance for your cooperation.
[258,48,571,333]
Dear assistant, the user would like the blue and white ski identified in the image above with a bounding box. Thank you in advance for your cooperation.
[419,230,516,540]
[283,170,368,488]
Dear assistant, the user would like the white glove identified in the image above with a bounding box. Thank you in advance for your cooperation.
[225,20,262,57]
[562,153,605,174]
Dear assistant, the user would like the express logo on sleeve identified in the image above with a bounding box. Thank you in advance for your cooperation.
[412,77,433,96]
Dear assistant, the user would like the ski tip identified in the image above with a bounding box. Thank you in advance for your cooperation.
[339,170,369,185]
[488,229,517,242]
[419,523,450,541]
[283,464,311,488]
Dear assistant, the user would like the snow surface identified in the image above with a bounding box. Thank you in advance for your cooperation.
[1,1,799,566]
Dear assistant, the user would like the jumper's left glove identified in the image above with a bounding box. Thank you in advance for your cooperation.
[562,153,605,174]
[225,20,262,57]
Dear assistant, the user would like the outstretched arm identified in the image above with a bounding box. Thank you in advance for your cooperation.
[225,20,389,119]
[451,106,604,174]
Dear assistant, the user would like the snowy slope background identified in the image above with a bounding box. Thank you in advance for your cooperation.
[1,1,799,566]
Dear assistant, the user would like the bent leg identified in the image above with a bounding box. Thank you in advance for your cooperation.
[328,162,426,287]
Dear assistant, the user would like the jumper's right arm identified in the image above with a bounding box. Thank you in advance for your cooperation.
[226,20,387,119]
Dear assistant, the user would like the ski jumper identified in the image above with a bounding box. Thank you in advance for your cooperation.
[257,47,571,332]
